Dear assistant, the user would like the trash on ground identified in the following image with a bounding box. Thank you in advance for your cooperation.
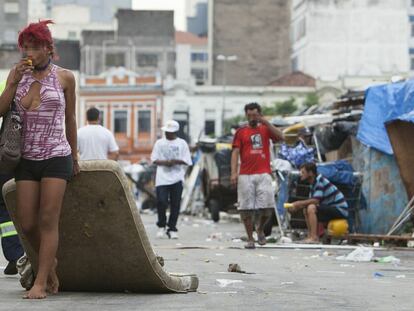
[374,256,401,265]
[228,263,244,273]
[228,263,255,274]
[336,247,374,262]
[281,281,295,285]
[280,236,293,244]
[215,279,244,288]
[374,272,384,278]
[395,275,406,278]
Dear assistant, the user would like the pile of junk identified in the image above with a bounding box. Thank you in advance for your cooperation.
[185,80,414,246]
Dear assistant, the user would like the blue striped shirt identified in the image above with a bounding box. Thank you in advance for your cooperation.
[311,174,348,217]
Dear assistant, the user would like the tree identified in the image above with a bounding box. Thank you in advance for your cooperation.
[303,92,319,108]
[223,115,245,135]
[274,97,297,116]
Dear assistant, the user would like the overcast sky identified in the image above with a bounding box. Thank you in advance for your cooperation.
[132,0,187,31]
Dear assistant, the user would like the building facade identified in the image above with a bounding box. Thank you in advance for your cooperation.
[209,0,291,86]
[291,0,409,80]
[0,0,28,46]
[80,67,162,162]
[187,0,208,37]
[163,80,315,144]
[37,0,132,23]
[175,31,208,85]
[81,10,175,78]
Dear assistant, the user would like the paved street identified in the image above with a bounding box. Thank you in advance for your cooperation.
[1,213,414,311]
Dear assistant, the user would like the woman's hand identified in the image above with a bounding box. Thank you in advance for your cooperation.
[11,58,33,84]
[73,159,80,176]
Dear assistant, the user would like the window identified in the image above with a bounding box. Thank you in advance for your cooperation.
[191,68,208,84]
[411,57,414,71]
[3,29,16,43]
[114,110,128,133]
[68,31,77,40]
[138,110,151,134]
[295,18,306,42]
[204,109,215,136]
[105,53,125,68]
[136,54,158,67]
[291,57,298,72]
[98,110,105,126]
[4,1,19,14]
[411,23,414,37]
[412,0,414,7]
[205,121,215,136]
[191,52,208,62]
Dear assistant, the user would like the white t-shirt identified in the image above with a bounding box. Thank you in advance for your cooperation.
[77,125,119,160]
[151,137,192,186]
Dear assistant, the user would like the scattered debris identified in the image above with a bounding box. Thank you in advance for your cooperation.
[374,256,401,265]
[228,263,255,274]
[395,275,406,279]
[280,236,293,244]
[216,279,244,288]
[336,247,374,262]
[228,263,244,273]
[374,272,384,278]
[280,281,295,286]
[340,264,355,268]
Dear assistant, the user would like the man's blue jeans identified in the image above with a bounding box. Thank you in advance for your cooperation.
[156,181,183,232]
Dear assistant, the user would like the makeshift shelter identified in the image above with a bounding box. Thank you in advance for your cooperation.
[355,80,414,234]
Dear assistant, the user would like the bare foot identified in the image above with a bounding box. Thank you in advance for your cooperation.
[23,285,47,299]
[47,259,59,295]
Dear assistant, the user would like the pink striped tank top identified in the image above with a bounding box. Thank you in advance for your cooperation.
[14,64,72,160]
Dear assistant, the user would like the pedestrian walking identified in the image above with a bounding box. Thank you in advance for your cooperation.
[77,107,119,161]
[0,20,80,299]
[151,120,192,239]
[231,103,284,249]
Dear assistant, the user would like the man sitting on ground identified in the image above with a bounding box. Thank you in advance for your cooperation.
[289,162,348,243]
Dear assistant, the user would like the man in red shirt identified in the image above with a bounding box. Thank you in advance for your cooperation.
[231,103,284,249]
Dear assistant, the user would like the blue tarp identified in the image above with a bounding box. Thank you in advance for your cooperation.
[357,80,414,155]
[317,160,355,186]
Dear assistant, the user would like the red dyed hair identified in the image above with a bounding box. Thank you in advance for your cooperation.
[18,20,54,49]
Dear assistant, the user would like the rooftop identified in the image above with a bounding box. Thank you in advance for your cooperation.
[269,71,316,87]
[175,31,207,46]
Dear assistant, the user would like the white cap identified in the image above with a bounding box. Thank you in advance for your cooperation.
[161,120,180,133]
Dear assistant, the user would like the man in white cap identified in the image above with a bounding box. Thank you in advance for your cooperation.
[151,120,192,239]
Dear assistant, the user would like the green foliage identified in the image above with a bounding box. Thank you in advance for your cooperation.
[274,97,297,115]
[223,115,245,135]
[303,92,319,108]
[261,97,297,116]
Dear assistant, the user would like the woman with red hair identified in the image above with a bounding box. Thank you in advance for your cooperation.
[0,20,79,299]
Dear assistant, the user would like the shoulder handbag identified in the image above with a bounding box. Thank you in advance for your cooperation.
[0,101,22,173]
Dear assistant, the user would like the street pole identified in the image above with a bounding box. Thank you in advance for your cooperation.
[221,59,227,136]
[217,54,237,136]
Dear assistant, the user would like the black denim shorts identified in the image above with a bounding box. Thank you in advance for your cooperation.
[15,155,73,182]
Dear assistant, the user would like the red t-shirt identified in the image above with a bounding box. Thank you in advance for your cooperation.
[232,124,277,175]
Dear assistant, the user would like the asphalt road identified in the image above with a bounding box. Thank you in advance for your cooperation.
[1,212,413,311]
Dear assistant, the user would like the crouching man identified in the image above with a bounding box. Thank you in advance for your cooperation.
[289,162,348,243]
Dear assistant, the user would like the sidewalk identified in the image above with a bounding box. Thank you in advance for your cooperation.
[1,213,414,310]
